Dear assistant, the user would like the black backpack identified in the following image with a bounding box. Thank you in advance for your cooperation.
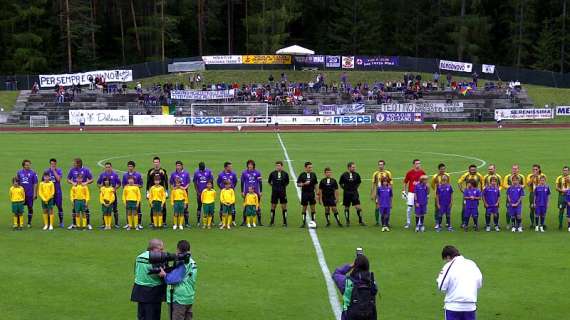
[346,272,377,320]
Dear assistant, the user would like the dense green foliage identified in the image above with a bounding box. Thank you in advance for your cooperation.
[1,0,570,74]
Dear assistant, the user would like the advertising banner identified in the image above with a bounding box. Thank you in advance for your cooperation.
[242,55,292,64]
[332,115,372,125]
[482,64,495,74]
[274,116,330,125]
[69,109,129,125]
[202,55,243,64]
[355,56,399,68]
[171,90,235,100]
[318,103,365,115]
[555,106,570,116]
[438,59,473,73]
[40,69,132,88]
[133,115,175,126]
[341,56,355,69]
[294,55,325,67]
[375,112,423,123]
[380,102,464,113]
[494,108,554,120]
[326,56,341,68]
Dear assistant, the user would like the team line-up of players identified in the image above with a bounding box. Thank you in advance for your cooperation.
[8,157,570,233]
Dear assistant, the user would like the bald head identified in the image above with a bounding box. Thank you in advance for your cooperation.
[147,239,164,252]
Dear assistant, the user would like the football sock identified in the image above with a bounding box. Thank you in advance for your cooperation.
[86,212,90,225]
[310,211,316,221]
[535,216,540,226]
[202,217,207,226]
[207,216,213,226]
[406,206,412,224]
[540,216,545,226]
[114,212,119,226]
[242,209,247,224]
[559,210,564,228]
[253,216,257,225]
[302,213,307,224]
[446,214,451,226]
[227,215,233,226]
[473,216,478,227]
[178,215,184,226]
[42,213,48,226]
[344,209,350,223]
[485,215,490,226]
[282,210,288,225]
[419,216,424,226]
[13,215,18,226]
[162,207,166,224]
[385,215,390,226]
[58,211,63,223]
[356,209,363,223]
[270,209,276,224]
[156,215,161,227]
[197,211,202,225]
[256,211,262,225]
[19,215,24,227]
[325,213,330,224]
[415,216,419,226]
[493,215,499,226]
[246,217,251,225]
[27,212,32,225]
[374,208,380,224]
[184,212,189,225]
[529,211,534,225]
[127,215,133,227]
[516,218,522,228]
[82,216,87,228]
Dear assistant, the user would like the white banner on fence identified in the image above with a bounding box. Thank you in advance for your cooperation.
[380,102,464,113]
[482,64,495,74]
[439,59,473,73]
[202,55,243,65]
[168,61,205,73]
[69,109,129,126]
[556,106,570,116]
[318,103,365,115]
[274,116,330,125]
[494,108,554,120]
[133,115,175,126]
[341,56,355,69]
[40,70,132,88]
[171,90,235,100]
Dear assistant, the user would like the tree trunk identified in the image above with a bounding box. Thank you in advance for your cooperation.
[91,0,97,60]
[130,0,142,55]
[118,1,126,65]
[561,0,567,73]
[161,0,165,61]
[197,0,203,55]
[517,1,524,68]
[458,0,466,61]
[245,0,248,53]
[227,0,231,54]
[65,0,72,72]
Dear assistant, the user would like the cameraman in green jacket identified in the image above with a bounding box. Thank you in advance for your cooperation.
[166,240,198,320]
[131,238,167,320]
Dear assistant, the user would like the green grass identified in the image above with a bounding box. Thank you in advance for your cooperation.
[0,90,19,112]
[1,130,570,319]
[525,84,570,108]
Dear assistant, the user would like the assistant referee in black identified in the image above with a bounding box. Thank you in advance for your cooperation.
[268,161,290,227]
[146,156,169,227]
[339,162,364,226]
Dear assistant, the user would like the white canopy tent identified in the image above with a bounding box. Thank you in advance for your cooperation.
[275,45,315,55]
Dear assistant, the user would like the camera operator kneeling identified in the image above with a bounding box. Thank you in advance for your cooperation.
[161,240,198,320]
[131,239,167,320]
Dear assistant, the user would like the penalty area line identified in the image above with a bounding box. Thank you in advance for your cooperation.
[276,133,342,320]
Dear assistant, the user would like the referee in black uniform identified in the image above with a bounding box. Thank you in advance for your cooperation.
[339,162,364,226]
[318,167,343,227]
[297,161,318,228]
[268,161,290,227]
[146,156,169,227]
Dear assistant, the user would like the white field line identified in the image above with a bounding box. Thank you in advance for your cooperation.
[276,133,342,320]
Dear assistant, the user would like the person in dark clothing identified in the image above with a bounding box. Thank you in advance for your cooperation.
[146,157,169,227]
[268,161,290,226]
[339,162,364,226]
[333,254,378,320]
[297,161,318,228]
[131,239,167,320]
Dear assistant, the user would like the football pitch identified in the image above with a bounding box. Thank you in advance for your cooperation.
[1,129,569,320]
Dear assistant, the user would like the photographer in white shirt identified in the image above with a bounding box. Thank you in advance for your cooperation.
[436,245,482,320]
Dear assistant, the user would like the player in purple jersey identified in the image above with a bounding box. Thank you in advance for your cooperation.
[435,175,454,232]
[16,159,38,227]
[97,162,122,228]
[170,161,191,227]
[414,175,429,232]
[463,180,481,231]
[66,158,94,229]
[122,161,144,228]
[240,160,263,226]
[44,158,64,227]
[193,162,214,226]
[533,176,550,232]
[507,175,525,232]
[482,176,501,232]
[377,177,393,232]
[217,161,238,224]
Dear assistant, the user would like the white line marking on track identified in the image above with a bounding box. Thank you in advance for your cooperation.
[277,133,342,320]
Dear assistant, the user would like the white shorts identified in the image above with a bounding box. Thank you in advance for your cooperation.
[407,192,415,206]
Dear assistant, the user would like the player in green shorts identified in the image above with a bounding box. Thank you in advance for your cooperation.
[555,167,569,229]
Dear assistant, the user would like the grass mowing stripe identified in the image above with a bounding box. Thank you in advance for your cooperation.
[277,132,342,320]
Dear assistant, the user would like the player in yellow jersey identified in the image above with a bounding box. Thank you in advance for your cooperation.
[370,160,392,226]
[482,164,502,189]
[244,186,260,228]
[200,181,216,229]
[457,164,484,228]
[70,174,90,230]
[431,163,450,224]
[38,172,55,230]
[9,177,26,230]
[502,164,526,227]
[148,175,167,229]
[526,164,546,228]
[99,178,116,230]
[170,177,188,230]
[555,166,570,229]
[220,180,236,230]
[123,176,142,230]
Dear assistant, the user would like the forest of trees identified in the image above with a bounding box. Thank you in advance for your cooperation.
[0,0,568,74]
